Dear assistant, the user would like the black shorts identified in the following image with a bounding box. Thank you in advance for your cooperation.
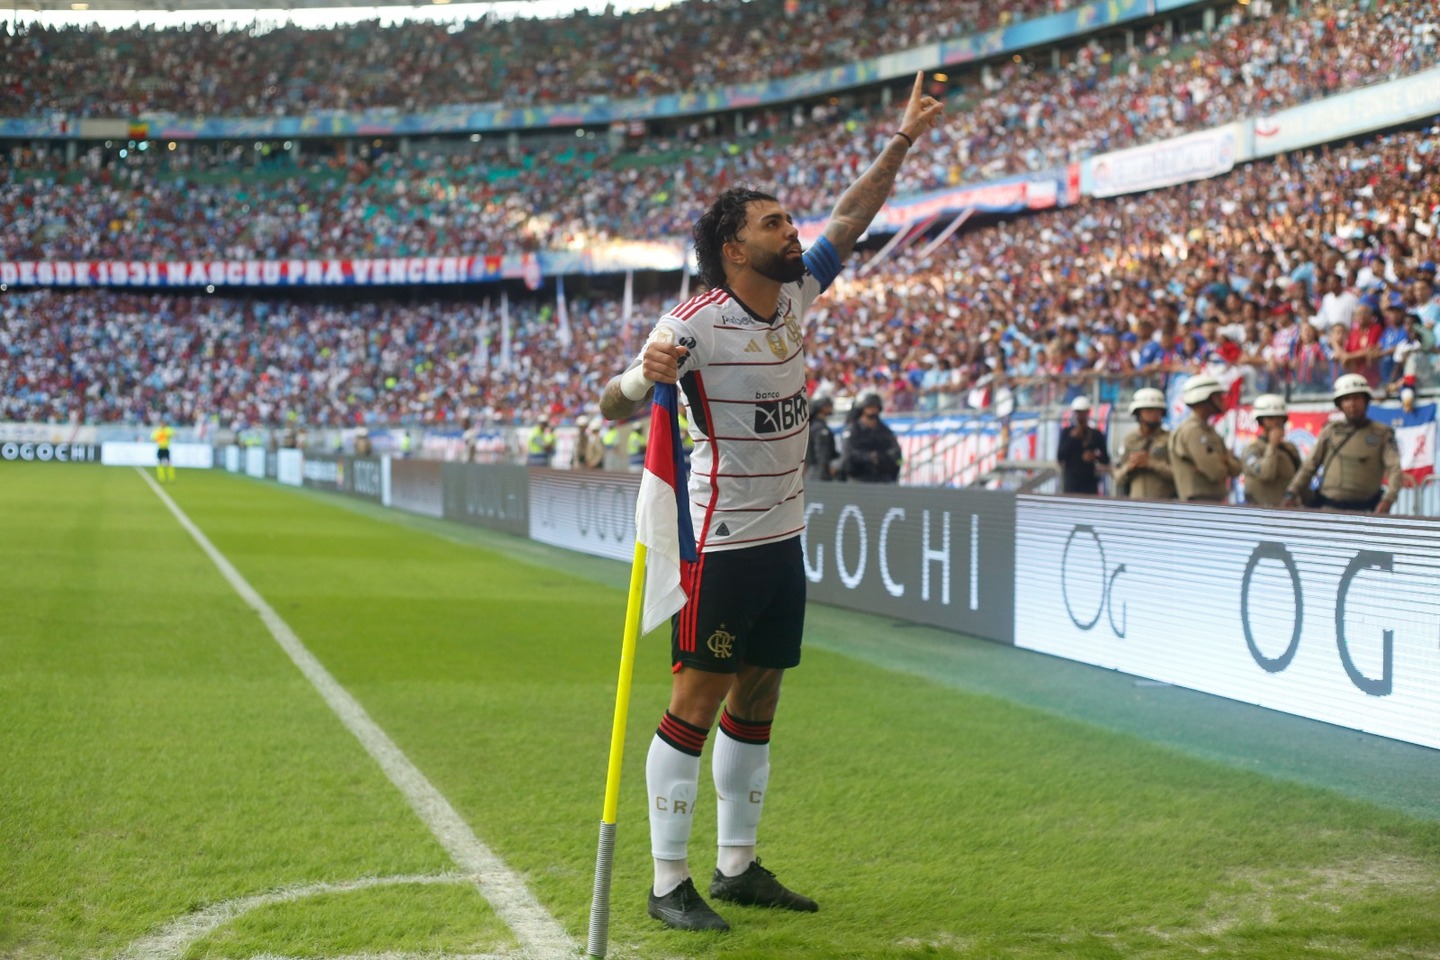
[157,447,171,463]
[672,537,806,674]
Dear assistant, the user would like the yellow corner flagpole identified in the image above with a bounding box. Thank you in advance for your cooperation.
[586,540,648,959]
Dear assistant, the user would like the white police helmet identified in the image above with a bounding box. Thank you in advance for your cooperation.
[1331,373,1374,403]
[1252,394,1288,419]
[1128,388,1167,416]
[1181,375,1225,406]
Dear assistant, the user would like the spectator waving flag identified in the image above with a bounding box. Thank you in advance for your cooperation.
[636,381,697,633]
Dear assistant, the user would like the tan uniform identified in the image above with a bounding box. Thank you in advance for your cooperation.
[1241,437,1302,507]
[1112,427,1176,500]
[1286,418,1402,509]
[1168,412,1242,502]
[572,430,604,470]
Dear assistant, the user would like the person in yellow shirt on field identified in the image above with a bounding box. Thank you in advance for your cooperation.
[151,423,176,482]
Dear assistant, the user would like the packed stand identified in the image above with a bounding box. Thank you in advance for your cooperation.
[2,0,1074,117]
[804,126,1440,413]
[0,287,673,428]
[4,125,1438,429]
[4,0,1436,262]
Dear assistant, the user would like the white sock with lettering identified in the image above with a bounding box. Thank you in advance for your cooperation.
[714,710,771,879]
[648,713,708,896]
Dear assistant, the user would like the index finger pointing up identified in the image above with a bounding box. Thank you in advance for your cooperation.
[911,69,924,102]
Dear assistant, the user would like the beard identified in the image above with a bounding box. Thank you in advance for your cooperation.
[751,247,806,285]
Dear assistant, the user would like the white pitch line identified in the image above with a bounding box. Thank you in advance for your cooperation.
[138,470,576,959]
[117,874,489,960]
[248,954,507,960]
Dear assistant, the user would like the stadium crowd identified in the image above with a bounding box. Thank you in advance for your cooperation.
[2,0,1078,117]
[805,125,1440,414]
[3,0,1439,431]
[0,287,677,427]
[4,123,1438,430]
[4,0,1438,263]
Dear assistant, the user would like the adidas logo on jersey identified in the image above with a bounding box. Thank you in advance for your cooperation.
[715,522,730,537]
[744,340,762,353]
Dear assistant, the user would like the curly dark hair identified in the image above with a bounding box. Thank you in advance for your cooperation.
[692,186,779,290]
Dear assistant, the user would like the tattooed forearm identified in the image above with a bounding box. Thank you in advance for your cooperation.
[822,136,911,261]
[599,375,645,422]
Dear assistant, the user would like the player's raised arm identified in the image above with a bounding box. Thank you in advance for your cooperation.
[821,70,944,262]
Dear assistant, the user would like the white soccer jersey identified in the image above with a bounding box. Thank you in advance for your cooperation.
[648,274,824,553]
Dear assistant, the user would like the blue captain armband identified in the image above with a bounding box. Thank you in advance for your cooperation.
[802,235,842,293]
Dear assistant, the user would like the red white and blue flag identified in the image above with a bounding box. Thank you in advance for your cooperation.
[636,382,698,633]
[1370,402,1436,482]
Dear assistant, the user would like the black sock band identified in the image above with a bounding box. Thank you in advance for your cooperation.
[718,709,771,745]
[657,711,710,757]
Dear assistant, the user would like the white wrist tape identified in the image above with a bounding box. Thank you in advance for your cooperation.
[620,365,654,401]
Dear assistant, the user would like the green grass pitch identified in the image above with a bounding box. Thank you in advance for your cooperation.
[4,463,1440,960]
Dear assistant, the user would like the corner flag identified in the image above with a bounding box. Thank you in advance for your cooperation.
[586,380,698,958]
[635,381,698,634]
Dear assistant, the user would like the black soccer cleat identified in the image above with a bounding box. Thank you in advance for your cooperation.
[647,877,731,931]
[709,859,819,912]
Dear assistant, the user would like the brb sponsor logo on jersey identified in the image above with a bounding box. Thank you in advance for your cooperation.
[753,393,808,434]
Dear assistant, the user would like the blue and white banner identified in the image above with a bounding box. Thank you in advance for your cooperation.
[1087,124,1240,198]
[1252,65,1440,159]
[797,174,1063,245]
[874,411,1041,488]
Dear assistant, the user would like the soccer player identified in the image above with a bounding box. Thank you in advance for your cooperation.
[151,422,176,483]
[599,71,943,933]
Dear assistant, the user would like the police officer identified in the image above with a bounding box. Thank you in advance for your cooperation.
[527,417,556,466]
[1241,394,1301,507]
[1056,396,1109,495]
[462,416,480,463]
[805,394,839,481]
[842,392,903,483]
[572,415,604,470]
[1282,373,1403,513]
[1111,388,1174,500]
[1168,375,1242,503]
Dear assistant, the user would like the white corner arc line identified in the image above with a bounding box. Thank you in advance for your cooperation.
[138,470,576,958]
[117,874,490,960]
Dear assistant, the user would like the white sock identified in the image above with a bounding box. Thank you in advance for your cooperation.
[713,711,770,878]
[648,713,708,896]
[652,857,691,898]
[716,844,757,880]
